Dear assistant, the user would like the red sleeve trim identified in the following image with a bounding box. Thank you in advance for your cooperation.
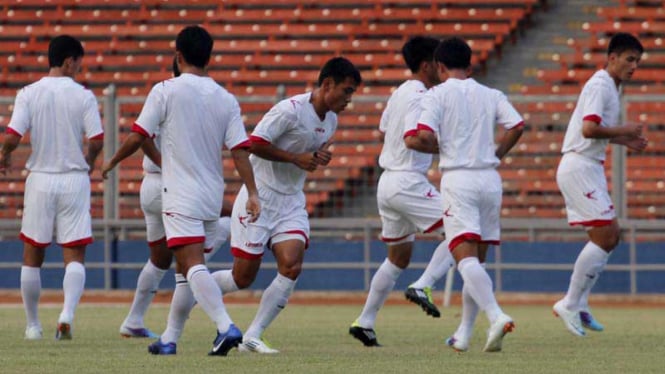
[5,127,23,137]
[449,232,481,251]
[231,139,252,150]
[403,129,419,139]
[583,114,601,124]
[510,121,525,130]
[417,123,435,132]
[249,135,271,145]
[231,246,264,260]
[148,237,167,247]
[89,132,104,141]
[423,218,444,234]
[19,232,50,248]
[60,237,94,248]
[569,219,613,227]
[167,236,205,248]
[131,122,151,137]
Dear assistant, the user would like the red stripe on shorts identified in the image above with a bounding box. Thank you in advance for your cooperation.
[231,247,263,260]
[60,237,93,248]
[449,232,481,251]
[19,233,50,248]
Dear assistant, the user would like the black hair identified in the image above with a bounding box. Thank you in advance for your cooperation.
[402,36,440,73]
[175,25,213,69]
[607,32,644,56]
[317,57,362,87]
[172,56,181,77]
[435,37,472,70]
[48,35,84,68]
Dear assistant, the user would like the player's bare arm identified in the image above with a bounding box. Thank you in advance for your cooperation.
[610,135,648,151]
[404,129,439,154]
[141,137,161,168]
[85,138,104,175]
[101,132,147,179]
[231,148,261,222]
[250,142,318,171]
[495,125,524,160]
[582,120,642,139]
[0,133,20,175]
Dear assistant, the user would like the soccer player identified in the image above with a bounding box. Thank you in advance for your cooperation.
[102,25,260,356]
[348,36,455,348]
[410,37,523,352]
[0,35,104,340]
[210,57,361,354]
[553,33,646,337]
[118,57,232,339]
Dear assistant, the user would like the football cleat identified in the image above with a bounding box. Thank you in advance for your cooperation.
[55,323,72,340]
[553,300,586,337]
[148,339,177,355]
[24,325,43,340]
[120,325,159,339]
[445,335,469,352]
[209,324,243,356]
[483,313,515,352]
[238,337,279,354]
[580,310,604,332]
[349,321,381,347]
[405,286,441,318]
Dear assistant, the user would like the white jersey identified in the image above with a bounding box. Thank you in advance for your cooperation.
[141,131,162,174]
[561,69,620,162]
[7,76,104,173]
[415,78,523,170]
[378,80,432,174]
[250,92,337,195]
[133,73,249,220]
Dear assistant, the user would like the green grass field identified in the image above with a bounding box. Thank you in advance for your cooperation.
[1,301,663,374]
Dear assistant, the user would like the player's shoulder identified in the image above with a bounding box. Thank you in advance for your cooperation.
[275,93,309,118]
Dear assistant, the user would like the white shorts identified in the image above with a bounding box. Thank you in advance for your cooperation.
[377,170,444,243]
[20,171,92,247]
[140,173,165,244]
[440,168,502,250]
[557,152,615,226]
[162,212,220,250]
[230,184,309,259]
[205,217,231,259]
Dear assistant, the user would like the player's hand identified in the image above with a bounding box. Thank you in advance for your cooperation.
[0,153,11,175]
[292,152,318,171]
[101,161,115,179]
[623,123,643,139]
[245,193,261,222]
[314,140,333,166]
[625,136,648,152]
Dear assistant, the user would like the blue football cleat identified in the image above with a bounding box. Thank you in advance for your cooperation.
[148,339,177,355]
[580,311,604,332]
[209,324,242,356]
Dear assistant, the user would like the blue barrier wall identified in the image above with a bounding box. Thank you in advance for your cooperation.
[1,239,664,293]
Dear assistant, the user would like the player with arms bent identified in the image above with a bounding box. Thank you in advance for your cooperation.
[349,36,455,347]
[210,57,361,354]
[0,35,104,340]
[409,37,523,352]
[553,33,646,337]
[102,26,260,356]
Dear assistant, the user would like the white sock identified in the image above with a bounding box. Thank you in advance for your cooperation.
[212,269,240,294]
[409,240,455,289]
[187,264,232,333]
[457,257,502,324]
[563,241,609,310]
[21,266,41,328]
[356,259,402,329]
[160,273,196,344]
[244,273,296,340]
[454,263,483,340]
[123,260,167,328]
[59,261,86,324]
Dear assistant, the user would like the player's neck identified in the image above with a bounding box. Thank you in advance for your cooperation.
[604,68,622,88]
[309,89,328,120]
[47,67,73,79]
[446,70,468,80]
[179,65,207,77]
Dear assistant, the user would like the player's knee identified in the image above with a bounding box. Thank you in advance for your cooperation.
[596,230,621,252]
[233,272,256,289]
[279,263,302,280]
